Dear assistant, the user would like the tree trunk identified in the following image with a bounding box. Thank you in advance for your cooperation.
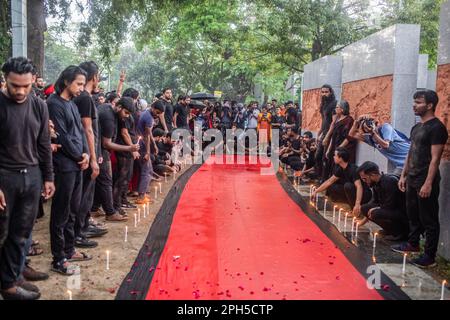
[0,0,12,62]
[27,0,46,77]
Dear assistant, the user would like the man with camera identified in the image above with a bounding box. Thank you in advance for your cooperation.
[342,115,410,175]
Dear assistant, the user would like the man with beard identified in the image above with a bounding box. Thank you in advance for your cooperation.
[315,84,337,181]
[0,57,55,300]
[159,88,174,132]
[391,90,448,268]
[47,66,91,275]
[33,75,45,100]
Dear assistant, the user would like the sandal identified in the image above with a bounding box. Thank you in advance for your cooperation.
[67,251,92,262]
[51,259,76,276]
[27,246,44,257]
[31,240,40,247]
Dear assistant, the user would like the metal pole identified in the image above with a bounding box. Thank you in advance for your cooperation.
[11,0,27,57]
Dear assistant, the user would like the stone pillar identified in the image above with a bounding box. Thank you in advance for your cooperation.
[301,55,343,135]
[11,0,27,57]
[340,24,421,173]
[436,0,450,260]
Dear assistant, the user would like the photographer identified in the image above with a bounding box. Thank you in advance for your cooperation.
[342,115,410,175]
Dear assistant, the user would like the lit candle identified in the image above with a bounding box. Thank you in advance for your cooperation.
[323,198,328,216]
[373,232,378,249]
[124,226,128,242]
[309,185,313,201]
[143,205,146,218]
[338,209,343,229]
[355,222,359,239]
[106,250,110,270]
[333,206,337,223]
[351,217,356,234]
[159,182,162,194]
[441,280,447,300]
[344,212,349,232]
[164,173,167,183]
[155,186,158,199]
[67,290,72,300]
[315,192,319,208]
[134,213,137,228]
[402,254,408,276]
[138,208,141,223]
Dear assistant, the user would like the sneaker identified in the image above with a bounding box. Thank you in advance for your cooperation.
[117,208,128,217]
[411,254,437,268]
[391,243,420,254]
[74,236,98,248]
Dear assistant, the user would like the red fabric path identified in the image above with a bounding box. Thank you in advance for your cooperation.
[146,156,383,300]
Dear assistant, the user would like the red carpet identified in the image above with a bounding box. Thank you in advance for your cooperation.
[145,156,383,300]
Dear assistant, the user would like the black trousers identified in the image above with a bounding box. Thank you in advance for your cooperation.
[75,168,96,238]
[327,182,372,208]
[314,142,325,178]
[361,203,409,236]
[93,159,115,216]
[406,179,441,258]
[113,156,133,211]
[0,167,42,289]
[50,170,82,263]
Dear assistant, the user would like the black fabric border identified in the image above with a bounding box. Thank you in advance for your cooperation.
[276,171,411,300]
[116,163,202,300]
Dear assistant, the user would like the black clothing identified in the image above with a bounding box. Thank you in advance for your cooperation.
[319,97,337,137]
[47,94,89,172]
[407,117,448,188]
[162,99,174,131]
[115,117,134,159]
[333,163,359,184]
[327,182,371,208]
[174,103,189,129]
[0,167,42,289]
[74,91,100,157]
[406,179,441,258]
[0,92,53,181]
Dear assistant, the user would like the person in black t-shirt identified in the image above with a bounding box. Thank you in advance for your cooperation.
[73,61,102,247]
[0,57,54,300]
[174,96,191,130]
[392,90,449,268]
[357,161,409,241]
[96,97,139,222]
[48,66,92,276]
[313,147,371,217]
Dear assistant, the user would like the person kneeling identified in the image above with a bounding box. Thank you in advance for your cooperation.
[357,161,409,241]
[312,148,371,217]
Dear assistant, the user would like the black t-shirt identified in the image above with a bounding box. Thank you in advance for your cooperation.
[0,92,53,181]
[115,117,135,158]
[305,151,315,169]
[320,98,337,136]
[407,117,448,187]
[97,103,117,157]
[162,99,174,131]
[73,90,99,155]
[286,108,298,125]
[333,163,359,184]
[174,103,189,128]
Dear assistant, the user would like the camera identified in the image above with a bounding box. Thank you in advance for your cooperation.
[357,116,375,132]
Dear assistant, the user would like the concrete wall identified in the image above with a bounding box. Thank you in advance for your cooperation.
[340,24,420,173]
[437,0,450,260]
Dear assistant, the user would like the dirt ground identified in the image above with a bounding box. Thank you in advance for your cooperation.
[29,165,190,300]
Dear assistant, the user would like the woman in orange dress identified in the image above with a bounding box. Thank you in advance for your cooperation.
[257,106,272,153]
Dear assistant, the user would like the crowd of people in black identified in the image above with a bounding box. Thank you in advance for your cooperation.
[0,56,448,300]
[279,84,448,273]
